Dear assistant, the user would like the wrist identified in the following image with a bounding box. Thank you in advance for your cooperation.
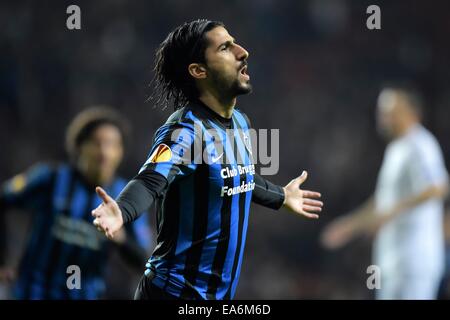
[282,187,287,206]
[117,203,127,224]
[112,229,126,244]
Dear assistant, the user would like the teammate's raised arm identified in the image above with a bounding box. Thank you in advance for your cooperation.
[92,162,170,238]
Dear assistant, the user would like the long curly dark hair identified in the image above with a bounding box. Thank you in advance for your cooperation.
[150,19,224,110]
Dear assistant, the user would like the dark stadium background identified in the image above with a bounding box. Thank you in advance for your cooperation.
[1,0,449,299]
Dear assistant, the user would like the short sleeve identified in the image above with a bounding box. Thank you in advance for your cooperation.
[407,138,449,192]
[139,122,199,184]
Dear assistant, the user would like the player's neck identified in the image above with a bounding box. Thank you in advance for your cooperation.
[199,92,236,119]
[396,120,419,138]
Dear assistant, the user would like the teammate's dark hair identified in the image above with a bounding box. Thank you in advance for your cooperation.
[65,106,129,161]
[151,19,225,110]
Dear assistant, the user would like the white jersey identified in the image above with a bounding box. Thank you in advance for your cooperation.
[373,124,448,279]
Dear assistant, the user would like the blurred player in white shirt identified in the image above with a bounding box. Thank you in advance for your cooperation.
[321,86,449,299]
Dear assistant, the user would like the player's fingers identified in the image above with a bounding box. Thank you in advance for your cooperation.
[91,202,106,217]
[293,171,308,186]
[91,208,99,218]
[303,199,323,207]
[301,211,319,219]
[303,205,322,213]
[93,218,102,229]
[105,229,114,240]
[96,186,113,204]
[303,190,321,199]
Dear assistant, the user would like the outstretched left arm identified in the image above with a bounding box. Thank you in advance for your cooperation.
[253,171,323,219]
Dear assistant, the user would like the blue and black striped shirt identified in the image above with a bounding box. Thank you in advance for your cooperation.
[122,102,284,300]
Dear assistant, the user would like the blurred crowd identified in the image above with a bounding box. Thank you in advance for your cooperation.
[1,0,449,299]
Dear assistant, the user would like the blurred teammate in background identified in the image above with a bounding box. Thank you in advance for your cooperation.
[321,86,449,299]
[0,107,151,299]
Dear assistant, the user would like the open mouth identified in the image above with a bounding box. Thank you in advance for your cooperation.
[239,65,250,79]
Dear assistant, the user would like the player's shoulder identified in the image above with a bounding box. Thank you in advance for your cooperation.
[10,161,61,189]
[156,106,197,134]
[407,125,444,159]
[151,107,197,146]
[165,106,197,127]
[409,125,439,147]
[27,161,60,178]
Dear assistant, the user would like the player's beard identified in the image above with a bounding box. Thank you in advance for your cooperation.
[208,66,252,99]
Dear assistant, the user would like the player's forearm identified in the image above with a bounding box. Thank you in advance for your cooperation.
[390,183,449,218]
[116,169,168,224]
[355,185,448,234]
[117,180,154,224]
[347,197,376,233]
[251,174,285,210]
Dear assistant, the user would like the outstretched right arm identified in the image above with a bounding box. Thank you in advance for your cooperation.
[92,169,168,239]
[92,122,197,239]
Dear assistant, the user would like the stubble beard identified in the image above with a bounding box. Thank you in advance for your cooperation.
[209,67,252,101]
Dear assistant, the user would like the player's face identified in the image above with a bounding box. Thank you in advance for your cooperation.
[78,124,124,184]
[203,26,252,97]
[376,89,402,139]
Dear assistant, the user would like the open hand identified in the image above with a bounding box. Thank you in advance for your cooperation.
[282,171,323,219]
[92,187,124,239]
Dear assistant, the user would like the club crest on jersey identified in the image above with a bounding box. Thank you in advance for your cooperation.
[149,144,172,163]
